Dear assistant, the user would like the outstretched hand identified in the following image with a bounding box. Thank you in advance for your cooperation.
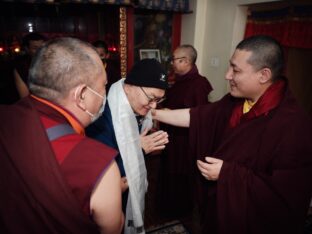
[196,157,223,181]
[140,128,169,154]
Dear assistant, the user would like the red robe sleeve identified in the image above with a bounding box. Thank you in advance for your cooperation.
[0,98,115,234]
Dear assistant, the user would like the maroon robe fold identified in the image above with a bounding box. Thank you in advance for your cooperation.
[158,65,213,217]
[0,97,116,234]
[189,84,312,234]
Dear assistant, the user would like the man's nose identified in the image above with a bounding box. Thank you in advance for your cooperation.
[149,101,157,109]
[225,68,232,80]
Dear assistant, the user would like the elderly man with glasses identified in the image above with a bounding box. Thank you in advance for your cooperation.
[157,45,213,222]
[86,58,169,234]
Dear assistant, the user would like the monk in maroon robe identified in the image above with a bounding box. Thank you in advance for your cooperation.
[0,38,124,233]
[153,35,312,234]
[158,44,213,218]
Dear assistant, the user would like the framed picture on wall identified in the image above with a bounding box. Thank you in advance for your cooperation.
[139,49,161,62]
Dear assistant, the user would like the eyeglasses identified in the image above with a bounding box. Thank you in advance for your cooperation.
[140,87,165,104]
[170,56,186,62]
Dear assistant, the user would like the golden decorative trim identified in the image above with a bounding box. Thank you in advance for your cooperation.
[120,7,127,78]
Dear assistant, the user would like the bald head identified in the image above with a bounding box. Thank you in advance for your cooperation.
[29,37,104,103]
[175,45,197,64]
[172,44,197,75]
[236,35,284,81]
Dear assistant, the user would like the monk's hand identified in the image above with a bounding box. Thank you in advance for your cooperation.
[140,128,169,154]
[196,157,223,181]
[121,176,128,193]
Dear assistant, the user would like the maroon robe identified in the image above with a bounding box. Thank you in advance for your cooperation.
[158,65,213,217]
[0,97,117,233]
[189,82,312,233]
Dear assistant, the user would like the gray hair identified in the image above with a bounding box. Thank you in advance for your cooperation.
[29,37,102,102]
[236,35,284,81]
[177,44,197,64]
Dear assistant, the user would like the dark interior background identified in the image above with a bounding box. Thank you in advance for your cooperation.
[0,2,120,104]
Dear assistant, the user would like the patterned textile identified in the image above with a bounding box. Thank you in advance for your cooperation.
[11,0,190,12]
[146,221,189,234]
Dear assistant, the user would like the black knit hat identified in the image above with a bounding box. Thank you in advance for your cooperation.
[125,59,168,89]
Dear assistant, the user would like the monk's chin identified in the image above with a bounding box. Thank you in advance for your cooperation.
[230,91,243,98]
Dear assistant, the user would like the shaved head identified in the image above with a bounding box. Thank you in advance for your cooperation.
[29,37,103,102]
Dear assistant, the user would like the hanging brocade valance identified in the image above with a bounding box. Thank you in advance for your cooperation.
[245,5,312,49]
[133,0,189,13]
[4,0,190,13]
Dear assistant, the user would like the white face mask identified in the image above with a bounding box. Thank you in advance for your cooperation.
[86,86,106,122]
[85,98,106,122]
[76,86,106,123]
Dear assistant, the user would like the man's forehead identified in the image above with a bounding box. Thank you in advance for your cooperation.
[141,86,165,95]
[173,48,185,55]
[234,49,252,58]
[231,49,252,63]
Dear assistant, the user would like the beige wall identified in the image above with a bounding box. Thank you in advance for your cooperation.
[181,0,282,101]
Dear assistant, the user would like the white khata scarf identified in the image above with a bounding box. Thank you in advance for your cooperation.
[108,79,151,234]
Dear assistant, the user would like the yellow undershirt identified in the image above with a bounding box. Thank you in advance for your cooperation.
[243,99,256,114]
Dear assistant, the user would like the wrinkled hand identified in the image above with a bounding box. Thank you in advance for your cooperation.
[196,157,223,181]
[121,176,128,193]
[140,128,169,154]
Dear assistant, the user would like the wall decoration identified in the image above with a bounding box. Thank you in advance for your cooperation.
[139,49,161,62]
[119,6,127,78]
[134,12,173,73]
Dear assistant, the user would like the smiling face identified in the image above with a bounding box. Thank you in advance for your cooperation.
[225,49,266,102]
[124,84,165,116]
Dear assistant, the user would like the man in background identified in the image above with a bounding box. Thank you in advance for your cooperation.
[153,35,312,234]
[0,37,124,233]
[93,40,120,92]
[14,32,46,98]
[158,44,213,220]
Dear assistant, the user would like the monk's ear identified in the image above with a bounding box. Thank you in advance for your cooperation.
[259,68,272,84]
[73,84,88,110]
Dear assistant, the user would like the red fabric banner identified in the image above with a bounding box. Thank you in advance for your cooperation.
[245,6,312,49]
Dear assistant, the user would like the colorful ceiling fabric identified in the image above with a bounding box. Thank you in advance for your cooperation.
[3,0,190,12]
[134,0,190,13]
[245,5,312,49]
[6,0,132,4]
